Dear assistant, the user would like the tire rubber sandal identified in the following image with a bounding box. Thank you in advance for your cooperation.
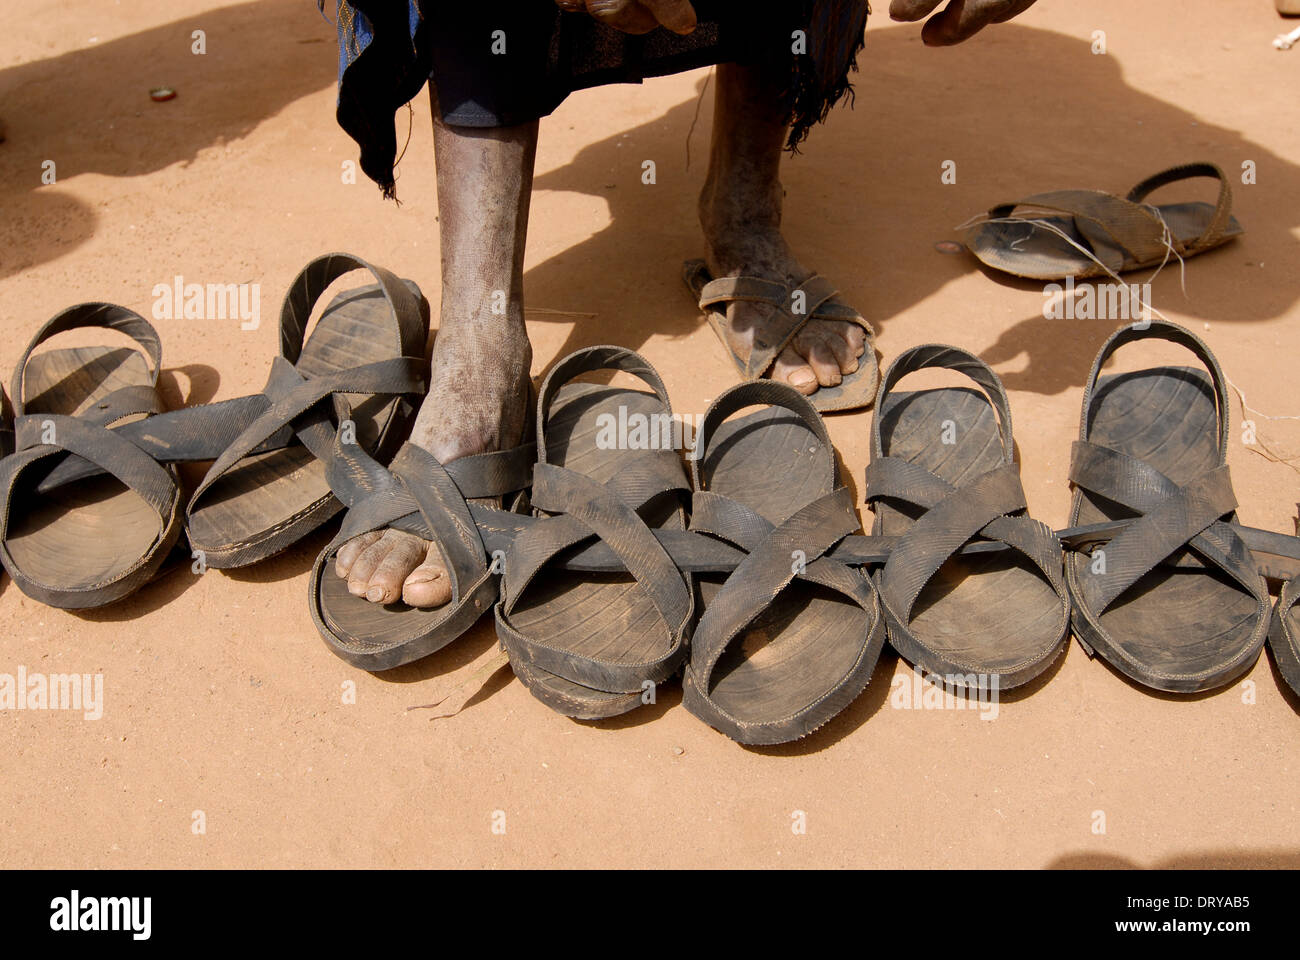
[964,162,1243,281]
[0,303,184,608]
[1064,320,1270,693]
[682,259,878,413]
[1271,572,1300,699]
[867,345,1070,690]
[309,420,536,671]
[183,253,429,568]
[495,346,694,719]
[683,380,885,744]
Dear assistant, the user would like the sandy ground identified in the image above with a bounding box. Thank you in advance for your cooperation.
[1,0,1298,869]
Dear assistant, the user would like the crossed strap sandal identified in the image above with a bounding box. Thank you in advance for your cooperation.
[309,417,537,670]
[495,346,694,720]
[1063,320,1270,693]
[682,379,885,745]
[866,345,1070,690]
[178,253,429,568]
[682,258,878,412]
[964,162,1243,281]
[0,303,185,608]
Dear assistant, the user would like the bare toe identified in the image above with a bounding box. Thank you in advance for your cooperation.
[839,321,868,356]
[401,542,453,608]
[792,328,844,387]
[772,346,818,394]
[823,321,862,374]
[360,530,430,604]
[335,530,383,579]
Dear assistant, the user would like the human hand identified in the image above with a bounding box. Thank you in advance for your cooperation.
[553,0,697,36]
[889,0,1038,46]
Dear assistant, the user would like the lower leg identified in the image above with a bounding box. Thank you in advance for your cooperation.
[699,62,866,394]
[335,95,537,607]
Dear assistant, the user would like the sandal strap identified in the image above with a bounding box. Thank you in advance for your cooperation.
[875,462,1030,623]
[278,252,426,364]
[501,459,692,632]
[186,354,426,514]
[696,272,841,379]
[688,486,871,685]
[990,189,1174,269]
[1068,441,1262,612]
[1,413,177,540]
[872,344,1015,460]
[690,377,835,496]
[536,345,672,459]
[1125,161,1234,253]
[1081,320,1231,458]
[10,303,162,415]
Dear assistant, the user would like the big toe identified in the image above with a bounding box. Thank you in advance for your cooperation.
[772,346,819,395]
[402,543,453,608]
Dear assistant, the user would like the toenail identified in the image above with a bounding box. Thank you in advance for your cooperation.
[366,585,386,603]
[348,581,368,597]
[790,370,815,387]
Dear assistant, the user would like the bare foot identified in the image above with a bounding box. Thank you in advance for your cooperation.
[333,321,531,608]
[700,205,866,396]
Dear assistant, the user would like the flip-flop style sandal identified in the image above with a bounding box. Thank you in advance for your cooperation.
[496,346,694,719]
[309,415,536,671]
[1064,321,1270,693]
[866,345,1070,689]
[183,253,429,568]
[0,303,184,608]
[964,162,1243,281]
[682,259,878,413]
[683,380,885,744]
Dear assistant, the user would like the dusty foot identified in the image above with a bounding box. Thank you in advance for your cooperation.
[332,321,531,608]
[699,187,867,397]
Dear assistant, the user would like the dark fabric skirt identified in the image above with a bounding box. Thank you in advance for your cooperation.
[329,1,870,199]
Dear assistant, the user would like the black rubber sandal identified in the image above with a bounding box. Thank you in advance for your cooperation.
[682,380,884,744]
[0,303,184,608]
[866,345,1070,690]
[182,253,429,568]
[495,346,694,719]
[1064,320,1270,693]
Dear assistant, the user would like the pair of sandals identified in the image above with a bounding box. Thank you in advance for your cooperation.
[0,254,430,608]
[873,319,1297,699]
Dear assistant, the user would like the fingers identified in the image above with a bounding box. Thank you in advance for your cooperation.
[889,0,946,21]
[920,0,1038,46]
[639,0,697,34]
[583,0,660,34]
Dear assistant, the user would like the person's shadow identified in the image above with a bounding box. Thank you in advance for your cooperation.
[523,21,1300,400]
[0,0,337,281]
